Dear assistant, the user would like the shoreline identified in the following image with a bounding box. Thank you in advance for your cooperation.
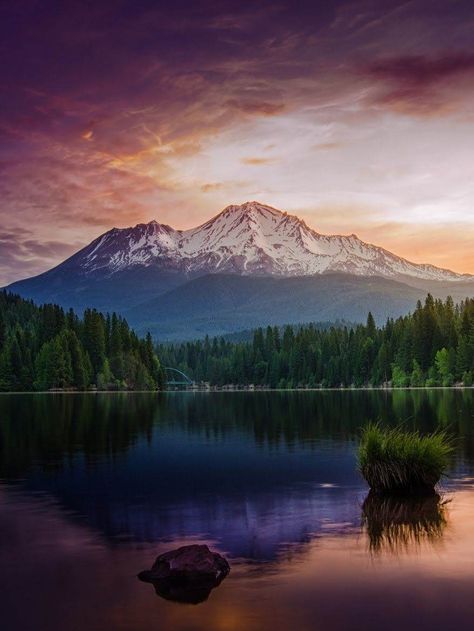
[1,385,474,395]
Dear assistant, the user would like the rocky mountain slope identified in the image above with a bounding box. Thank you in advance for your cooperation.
[5,201,474,339]
[67,201,471,281]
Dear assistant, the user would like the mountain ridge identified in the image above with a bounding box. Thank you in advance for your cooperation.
[36,201,472,283]
[5,201,474,339]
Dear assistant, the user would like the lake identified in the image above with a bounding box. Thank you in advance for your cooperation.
[1,390,474,631]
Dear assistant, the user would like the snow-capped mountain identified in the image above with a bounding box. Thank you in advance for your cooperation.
[78,201,470,282]
[7,201,474,338]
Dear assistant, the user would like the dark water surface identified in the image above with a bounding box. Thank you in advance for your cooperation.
[1,390,474,630]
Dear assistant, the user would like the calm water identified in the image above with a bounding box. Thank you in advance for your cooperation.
[1,390,474,631]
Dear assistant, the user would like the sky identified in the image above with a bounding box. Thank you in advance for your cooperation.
[1,0,474,284]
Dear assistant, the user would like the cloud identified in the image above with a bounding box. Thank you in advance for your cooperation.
[200,182,224,192]
[2,0,474,283]
[0,231,83,285]
[364,53,474,115]
[225,99,286,117]
[313,142,342,150]
[241,157,277,165]
[368,53,474,86]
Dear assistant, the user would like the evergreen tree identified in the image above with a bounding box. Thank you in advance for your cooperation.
[0,313,5,351]
[158,296,474,390]
[0,292,163,392]
[83,309,106,378]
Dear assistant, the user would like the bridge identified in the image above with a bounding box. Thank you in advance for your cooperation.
[164,367,194,387]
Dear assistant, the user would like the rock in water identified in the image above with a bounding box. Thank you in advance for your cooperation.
[139,544,230,581]
[138,544,230,604]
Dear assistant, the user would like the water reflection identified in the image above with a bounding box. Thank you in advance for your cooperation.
[2,390,474,630]
[139,569,228,605]
[2,389,474,476]
[143,575,222,604]
[3,484,474,631]
[0,391,473,561]
[362,492,449,554]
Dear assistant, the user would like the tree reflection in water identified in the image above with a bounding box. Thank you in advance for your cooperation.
[362,491,450,554]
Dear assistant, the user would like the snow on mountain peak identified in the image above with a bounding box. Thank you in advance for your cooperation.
[79,201,471,282]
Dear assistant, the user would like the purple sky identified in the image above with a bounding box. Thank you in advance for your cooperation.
[1,0,474,284]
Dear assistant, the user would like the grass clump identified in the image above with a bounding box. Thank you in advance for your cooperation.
[358,424,453,495]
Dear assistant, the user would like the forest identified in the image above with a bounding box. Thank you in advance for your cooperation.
[3,291,474,391]
[0,291,164,391]
[158,295,474,388]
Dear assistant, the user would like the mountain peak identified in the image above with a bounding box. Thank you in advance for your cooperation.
[227,200,280,211]
[217,201,285,220]
[26,201,472,282]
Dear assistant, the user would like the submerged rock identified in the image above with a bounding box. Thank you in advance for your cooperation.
[138,544,230,604]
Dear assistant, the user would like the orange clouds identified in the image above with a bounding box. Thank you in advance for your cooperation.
[200,183,224,192]
[1,0,474,284]
[241,157,277,166]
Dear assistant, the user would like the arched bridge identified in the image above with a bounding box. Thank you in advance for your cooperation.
[164,367,194,387]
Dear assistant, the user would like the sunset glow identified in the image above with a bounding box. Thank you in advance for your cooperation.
[1,0,474,283]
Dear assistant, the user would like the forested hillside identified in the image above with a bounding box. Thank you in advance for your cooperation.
[0,292,164,391]
[159,295,474,388]
[3,290,474,391]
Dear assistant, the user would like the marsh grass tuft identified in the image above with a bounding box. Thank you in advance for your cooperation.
[358,424,453,494]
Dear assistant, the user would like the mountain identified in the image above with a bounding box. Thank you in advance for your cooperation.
[18,201,472,281]
[125,273,474,340]
[124,273,425,340]
[173,202,471,281]
[5,201,474,339]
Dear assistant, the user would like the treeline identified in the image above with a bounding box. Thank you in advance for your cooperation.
[0,291,164,391]
[158,295,474,388]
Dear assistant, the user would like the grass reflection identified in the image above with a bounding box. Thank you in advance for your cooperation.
[362,491,449,554]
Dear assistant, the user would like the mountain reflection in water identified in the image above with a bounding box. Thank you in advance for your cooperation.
[1,390,474,630]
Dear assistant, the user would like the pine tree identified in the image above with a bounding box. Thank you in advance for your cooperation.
[0,313,5,352]
[83,309,106,378]
[366,312,376,339]
[0,293,165,392]
[65,329,91,389]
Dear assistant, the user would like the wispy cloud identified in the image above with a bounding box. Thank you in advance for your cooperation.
[241,157,277,166]
[1,0,474,282]
[225,100,286,117]
[0,230,83,285]
[364,53,474,115]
